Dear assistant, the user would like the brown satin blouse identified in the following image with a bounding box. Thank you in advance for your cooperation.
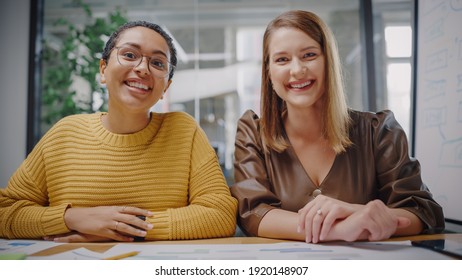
[231,109,445,237]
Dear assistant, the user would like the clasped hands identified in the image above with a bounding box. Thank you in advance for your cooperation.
[44,206,153,243]
[297,195,411,243]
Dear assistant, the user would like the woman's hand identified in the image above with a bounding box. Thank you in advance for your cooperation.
[44,232,113,242]
[60,206,153,242]
[298,194,360,243]
[299,197,412,243]
[328,200,411,242]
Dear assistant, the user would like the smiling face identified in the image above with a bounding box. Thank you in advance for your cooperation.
[268,27,325,112]
[99,26,172,115]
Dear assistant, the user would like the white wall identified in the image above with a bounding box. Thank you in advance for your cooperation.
[0,0,30,187]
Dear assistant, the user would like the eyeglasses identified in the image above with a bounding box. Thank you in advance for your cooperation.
[114,46,174,79]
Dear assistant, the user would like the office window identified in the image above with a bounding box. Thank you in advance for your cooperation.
[32,0,365,184]
[372,0,414,141]
[387,62,412,135]
[385,25,412,58]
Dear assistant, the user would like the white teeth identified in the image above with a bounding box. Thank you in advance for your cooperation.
[127,81,149,90]
[291,81,312,88]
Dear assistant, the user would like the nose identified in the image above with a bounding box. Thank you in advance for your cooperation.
[133,56,151,76]
[290,59,307,76]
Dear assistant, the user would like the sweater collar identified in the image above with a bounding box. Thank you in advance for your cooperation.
[91,112,162,147]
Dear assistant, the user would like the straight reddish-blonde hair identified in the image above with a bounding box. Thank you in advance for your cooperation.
[260,10,351,154]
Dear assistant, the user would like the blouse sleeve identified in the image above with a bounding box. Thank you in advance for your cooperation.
[230,110,282,236]
[371,110,445,233]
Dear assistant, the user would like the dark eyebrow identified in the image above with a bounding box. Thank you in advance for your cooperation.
[119,42,168,58]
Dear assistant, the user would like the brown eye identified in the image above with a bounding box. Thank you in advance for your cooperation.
[123,52,137,60]
[118,47,140,61]
[150,58,167,70]
[275,57,289,63]
[303,52,316,59]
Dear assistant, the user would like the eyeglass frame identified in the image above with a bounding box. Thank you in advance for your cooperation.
[113,45,175,79]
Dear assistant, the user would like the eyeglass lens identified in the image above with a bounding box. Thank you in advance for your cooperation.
[116,46,171,78]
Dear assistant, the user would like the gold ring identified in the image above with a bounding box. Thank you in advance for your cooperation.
[316,209,322,216]
[115,221,120,231]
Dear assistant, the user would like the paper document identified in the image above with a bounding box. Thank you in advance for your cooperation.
[2,238,452,260]
[105,241,452,260]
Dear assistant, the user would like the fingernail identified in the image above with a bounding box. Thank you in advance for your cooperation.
[147,211,153,216]
[147,224,153,229]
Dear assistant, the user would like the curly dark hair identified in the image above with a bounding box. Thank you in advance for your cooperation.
[102,20,177,80]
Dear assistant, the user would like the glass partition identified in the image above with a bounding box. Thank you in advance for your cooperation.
[36,0,368,184]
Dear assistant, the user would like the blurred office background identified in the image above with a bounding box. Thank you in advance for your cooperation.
[1,0,415,187]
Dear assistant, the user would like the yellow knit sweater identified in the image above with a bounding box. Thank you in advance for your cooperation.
[0,112,237,240]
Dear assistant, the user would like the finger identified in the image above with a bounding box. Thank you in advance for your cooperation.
[337,213,370,242]
[113,221,148,239]
[53,233,89,243]
[298,196,321,232]
[109,220,141,242]
[319,210,337,241]
[111,231,135,242]
[316,199,357,241]
[44,233,71,241]
[119,206,153,217]
[117,214,153,232]
[53,235,78,243]
[304,207,318,243]
[53,232,116,243]
[311,208,324,243]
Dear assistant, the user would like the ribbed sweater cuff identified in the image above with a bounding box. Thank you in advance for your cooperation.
[41,203,71,235]
[146,211,170,240]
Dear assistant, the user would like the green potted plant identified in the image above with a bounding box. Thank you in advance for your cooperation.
[41,0,128,134]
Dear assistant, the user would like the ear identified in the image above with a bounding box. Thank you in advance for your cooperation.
[99,59,107,85]
[161,80,172,99]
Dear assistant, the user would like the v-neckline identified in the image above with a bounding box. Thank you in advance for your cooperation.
[281,111,340,188]
[283,131,338,188]
[288,144,338,188]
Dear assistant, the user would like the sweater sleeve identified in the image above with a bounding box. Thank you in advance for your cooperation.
[0,130,71,239]
[145,124,237,240]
